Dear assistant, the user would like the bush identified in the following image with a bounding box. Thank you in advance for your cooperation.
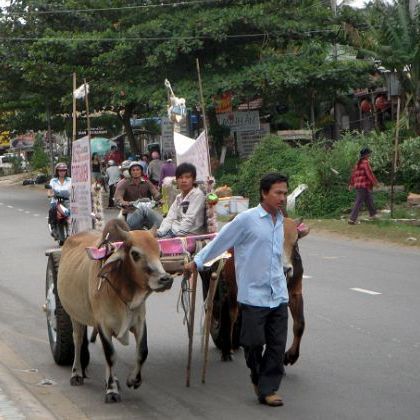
[224,130,420,218]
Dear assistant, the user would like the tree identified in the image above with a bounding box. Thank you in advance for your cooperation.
[1,0,373,148]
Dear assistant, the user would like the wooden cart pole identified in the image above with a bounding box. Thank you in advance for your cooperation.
[201,272,219,384]
[72,73,77,143]
[186,270,198,387]
[196,58,212,176]
[83,78,91,140]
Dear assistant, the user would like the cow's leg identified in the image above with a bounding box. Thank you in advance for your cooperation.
[98,326,121,403]
[70,321,88,385]
[127,314,148,389]
[220,299,233,361]
[284,292,305,366]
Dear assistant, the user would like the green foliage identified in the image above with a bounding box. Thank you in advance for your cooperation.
[0,0,371,139]
[222,130,420,218]
[30,133,49,172]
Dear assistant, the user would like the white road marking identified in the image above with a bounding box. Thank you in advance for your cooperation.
[7,205,13,208]
[33,214,40,217]
[25,211,30,214]
[18,209,23,212]
[350,287,382,295]
[303,275,312,279]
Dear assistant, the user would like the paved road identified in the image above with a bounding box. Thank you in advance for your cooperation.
[0,184,419,419]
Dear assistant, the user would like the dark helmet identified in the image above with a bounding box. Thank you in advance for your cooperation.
[55,162,68,177]
[360,147,372,158]
[128,161,143,174]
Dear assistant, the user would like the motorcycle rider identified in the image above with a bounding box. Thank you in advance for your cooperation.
[114,161,162,230]
[48,162,71,237]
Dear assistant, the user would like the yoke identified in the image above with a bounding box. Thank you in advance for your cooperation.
[158,233,217,274]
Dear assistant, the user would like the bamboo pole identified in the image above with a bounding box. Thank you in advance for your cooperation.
[186,270,198,387]
[83,78,91,140]
[72,73,77,142]
[196,58,212,177]
[390,96,401,219]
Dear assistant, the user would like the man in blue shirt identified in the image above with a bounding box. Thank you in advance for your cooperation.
[185,173,289,407]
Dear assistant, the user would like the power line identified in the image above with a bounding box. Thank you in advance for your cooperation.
[3,0,220,15]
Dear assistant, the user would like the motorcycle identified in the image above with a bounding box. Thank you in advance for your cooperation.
[117,198,158,224]
[46,186,70,246]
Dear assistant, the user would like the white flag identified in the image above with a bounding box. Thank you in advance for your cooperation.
[73,83,89,99]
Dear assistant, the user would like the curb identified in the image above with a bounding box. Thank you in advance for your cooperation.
[0,361,55,419]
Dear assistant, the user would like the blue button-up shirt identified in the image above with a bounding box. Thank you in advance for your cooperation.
[194,204,287,308]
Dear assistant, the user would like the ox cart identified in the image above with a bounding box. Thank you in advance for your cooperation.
[44,232,229,388]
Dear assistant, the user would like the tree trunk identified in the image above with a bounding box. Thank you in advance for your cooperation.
[119,105,140,155]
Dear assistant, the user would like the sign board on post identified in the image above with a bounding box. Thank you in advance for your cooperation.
[70,136,92,234]
[236,123,270,158]
[216,111,260,132]
[161,117,175,154]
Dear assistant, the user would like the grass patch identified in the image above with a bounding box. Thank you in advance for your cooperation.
[307,217,420,248]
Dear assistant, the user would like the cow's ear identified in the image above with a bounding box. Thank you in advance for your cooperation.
[297,222,310,239]
[294,217,303,226]
[98,251,123,277]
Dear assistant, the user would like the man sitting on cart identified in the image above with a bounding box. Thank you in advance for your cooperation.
[156,162,206,238]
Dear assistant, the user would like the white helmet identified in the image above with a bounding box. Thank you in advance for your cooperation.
[128,161,143,174]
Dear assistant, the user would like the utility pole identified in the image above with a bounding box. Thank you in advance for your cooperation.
[331,0,339,140]
[46,100,54,176]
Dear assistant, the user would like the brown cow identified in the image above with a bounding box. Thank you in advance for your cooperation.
[57,219,173,403]
[203,217,309,364]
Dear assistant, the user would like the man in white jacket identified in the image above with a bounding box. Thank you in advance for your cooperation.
[157,163,206,238]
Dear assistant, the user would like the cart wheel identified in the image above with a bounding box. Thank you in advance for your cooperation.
[45,253,74,365]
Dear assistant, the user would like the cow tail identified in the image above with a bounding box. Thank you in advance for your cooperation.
[81,327,90,378]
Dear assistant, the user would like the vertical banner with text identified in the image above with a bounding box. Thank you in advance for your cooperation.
[70,136,92,234]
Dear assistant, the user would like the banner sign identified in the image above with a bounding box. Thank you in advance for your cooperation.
[174,131,210,182]
[216,110,260,132]
[70,136,92,234]
[236,123,270,158]
[161,117,175,154]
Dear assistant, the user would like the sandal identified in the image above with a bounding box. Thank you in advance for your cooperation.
[260,393,284,407]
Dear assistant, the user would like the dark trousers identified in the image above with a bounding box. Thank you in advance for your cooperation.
[350,188,376,221]
[240,303,288,399]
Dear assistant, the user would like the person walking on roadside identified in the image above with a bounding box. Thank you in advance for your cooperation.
[91,153,102,181]
[184,173,289,407]
[159,152,176,187]
[348,147,379,225]
[105,160,120,208]
[147,150,163,187]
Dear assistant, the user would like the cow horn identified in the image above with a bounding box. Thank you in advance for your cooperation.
[116,224,131,243]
